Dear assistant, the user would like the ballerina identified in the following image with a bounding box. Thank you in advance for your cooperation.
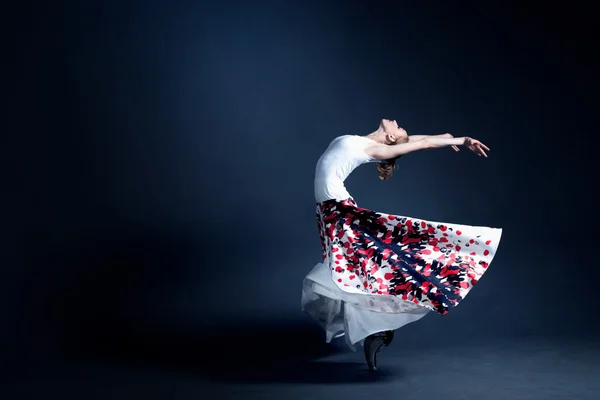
[302,118,502,371]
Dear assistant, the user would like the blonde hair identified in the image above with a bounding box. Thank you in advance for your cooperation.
[376,158,399,180]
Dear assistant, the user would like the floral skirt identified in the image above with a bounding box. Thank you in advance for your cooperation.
[301,197,502,348]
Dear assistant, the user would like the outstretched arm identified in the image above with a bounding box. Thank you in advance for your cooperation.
[408,133,453,142]
[428,136,489,157]
[409,133,459,152]
[365,136,489,160]
[365,139,430,160]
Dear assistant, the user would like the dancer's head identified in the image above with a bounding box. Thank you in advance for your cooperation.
[375,119,408,180]
[378,119,408,145]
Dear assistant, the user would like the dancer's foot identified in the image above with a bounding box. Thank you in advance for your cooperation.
[364,330,394,372]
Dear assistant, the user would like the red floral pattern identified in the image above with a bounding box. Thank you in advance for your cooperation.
[317,198,502,314]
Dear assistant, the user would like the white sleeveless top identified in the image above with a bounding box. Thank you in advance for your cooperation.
[314,135,378,203]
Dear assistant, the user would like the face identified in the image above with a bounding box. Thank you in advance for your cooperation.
[380,119,408,144]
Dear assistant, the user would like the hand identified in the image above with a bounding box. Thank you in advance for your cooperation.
[464,137,489,158]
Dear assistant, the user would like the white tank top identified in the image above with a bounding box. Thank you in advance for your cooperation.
[314,135,378,203]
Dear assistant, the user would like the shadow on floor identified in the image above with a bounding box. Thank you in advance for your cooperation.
[64,322,397,384]
[203,360,396,384]
[15,228,396,385]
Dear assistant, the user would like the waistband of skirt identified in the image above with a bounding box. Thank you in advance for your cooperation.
[316,197,356,206]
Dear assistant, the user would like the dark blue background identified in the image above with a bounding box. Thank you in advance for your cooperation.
[5,0,598,373]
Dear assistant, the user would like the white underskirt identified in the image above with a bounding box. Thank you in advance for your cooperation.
[301,262,430,350]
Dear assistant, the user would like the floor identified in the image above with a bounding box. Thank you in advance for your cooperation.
[6,325,600,400]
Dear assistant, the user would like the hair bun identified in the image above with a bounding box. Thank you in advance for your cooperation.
[376,159,396,180]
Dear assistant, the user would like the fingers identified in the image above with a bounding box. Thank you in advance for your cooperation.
[465,139,491,158]
[451,145,460,152]
[471,139,490,157]
[476,144,488,158]
[469,144,488,158]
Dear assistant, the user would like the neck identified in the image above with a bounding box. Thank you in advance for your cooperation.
[365,129,385,144]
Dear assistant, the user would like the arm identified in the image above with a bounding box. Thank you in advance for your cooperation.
[410,133,460,152]
[408,133,453,142]
[366,136,468,160]
[424,136,467,148]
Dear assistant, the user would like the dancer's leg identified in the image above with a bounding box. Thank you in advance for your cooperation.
[363,330,395,371]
